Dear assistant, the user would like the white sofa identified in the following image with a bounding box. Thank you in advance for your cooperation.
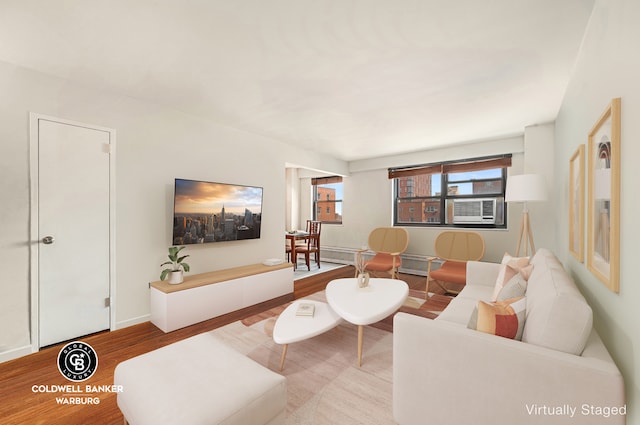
[393,249,626,425]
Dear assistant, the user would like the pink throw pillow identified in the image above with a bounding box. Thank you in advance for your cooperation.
[491,253,532,301]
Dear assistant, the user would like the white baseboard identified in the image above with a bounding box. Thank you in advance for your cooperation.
[0,344,35,364]
[321,246,429,277]
[115,314,150,330]
[321,258,352,266]
[401,268,427,277]
[0,316,151,364]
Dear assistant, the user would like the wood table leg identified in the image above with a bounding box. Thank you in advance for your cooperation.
[357,325,364,367]
[279,344,288,371]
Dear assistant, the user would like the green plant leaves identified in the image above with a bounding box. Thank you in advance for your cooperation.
[160,246,190,280]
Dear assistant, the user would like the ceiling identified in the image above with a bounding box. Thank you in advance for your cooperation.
[0,0,594,161]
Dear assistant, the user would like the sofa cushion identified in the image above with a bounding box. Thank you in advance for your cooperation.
[436,283,494,325]
[491,253,532,301]
[456,283,495,302]
[436,296,479,325]
[522,249,593,355]
[496,273,528,301]
[468,297,526,340]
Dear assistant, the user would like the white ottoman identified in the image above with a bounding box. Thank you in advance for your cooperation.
[114,332,286,425]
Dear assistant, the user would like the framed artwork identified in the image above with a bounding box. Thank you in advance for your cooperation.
[587,98,621,292]
[569,145,584,262]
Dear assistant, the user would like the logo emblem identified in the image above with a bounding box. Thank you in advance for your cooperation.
[57,341,98,382]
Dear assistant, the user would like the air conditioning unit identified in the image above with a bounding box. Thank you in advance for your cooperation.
[453,198,496,224]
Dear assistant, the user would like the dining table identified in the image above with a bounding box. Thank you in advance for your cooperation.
[285,231,309,269]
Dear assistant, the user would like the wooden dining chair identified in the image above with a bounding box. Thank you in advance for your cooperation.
[285,244,292,263]
[296,221,321,270]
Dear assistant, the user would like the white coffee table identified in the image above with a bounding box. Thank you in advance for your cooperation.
[273,300,342,370]
[326,278,408,366]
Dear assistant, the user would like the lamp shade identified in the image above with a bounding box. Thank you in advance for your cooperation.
[506,174,547,203]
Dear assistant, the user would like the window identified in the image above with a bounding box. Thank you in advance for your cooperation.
[312,176,343,224]
[390,155,511,228]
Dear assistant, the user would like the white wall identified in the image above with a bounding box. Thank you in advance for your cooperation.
[555,0,639,421]
[522,122,556,253]
[0,60,347,361]
[317,135,560,264]
[284,167,300,231]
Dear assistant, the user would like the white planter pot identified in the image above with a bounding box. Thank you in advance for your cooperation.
[168,270,184,284]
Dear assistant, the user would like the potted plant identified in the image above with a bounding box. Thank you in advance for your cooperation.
[160,246,190,284]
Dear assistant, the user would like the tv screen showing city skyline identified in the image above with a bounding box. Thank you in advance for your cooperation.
[172,178,262,245]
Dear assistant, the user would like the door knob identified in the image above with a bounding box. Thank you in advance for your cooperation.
[42,236,55,245]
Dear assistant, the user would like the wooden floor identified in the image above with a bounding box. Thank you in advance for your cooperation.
[0,266,439,425]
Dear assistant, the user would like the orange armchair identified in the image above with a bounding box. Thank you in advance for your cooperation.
[426,231,485,297]
[358,227,409,279]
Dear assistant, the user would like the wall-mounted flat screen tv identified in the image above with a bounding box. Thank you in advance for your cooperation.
[172,178,263,245]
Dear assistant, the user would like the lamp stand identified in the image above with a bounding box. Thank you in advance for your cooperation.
[515,204,536,257]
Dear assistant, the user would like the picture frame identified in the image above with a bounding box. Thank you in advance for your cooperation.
[587,98,621,292]
[569,145,584,262]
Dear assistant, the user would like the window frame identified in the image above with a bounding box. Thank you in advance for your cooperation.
[391,155,510,229]
[312,176,343,225]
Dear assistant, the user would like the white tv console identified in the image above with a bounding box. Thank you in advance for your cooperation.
[150,262,293,332]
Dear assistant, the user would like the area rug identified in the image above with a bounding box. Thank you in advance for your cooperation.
[210,290,452,424]
[211,313,396,424]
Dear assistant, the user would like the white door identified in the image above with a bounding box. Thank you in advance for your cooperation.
[36,117,112,347]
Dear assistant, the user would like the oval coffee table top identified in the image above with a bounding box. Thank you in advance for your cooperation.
[325,278,409,326]
[273,300,342,345]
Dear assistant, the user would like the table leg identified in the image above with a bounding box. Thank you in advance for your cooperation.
[357,325,364,367]
[279,344,288,371]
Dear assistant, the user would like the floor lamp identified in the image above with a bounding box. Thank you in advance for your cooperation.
[506,174,547,257]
